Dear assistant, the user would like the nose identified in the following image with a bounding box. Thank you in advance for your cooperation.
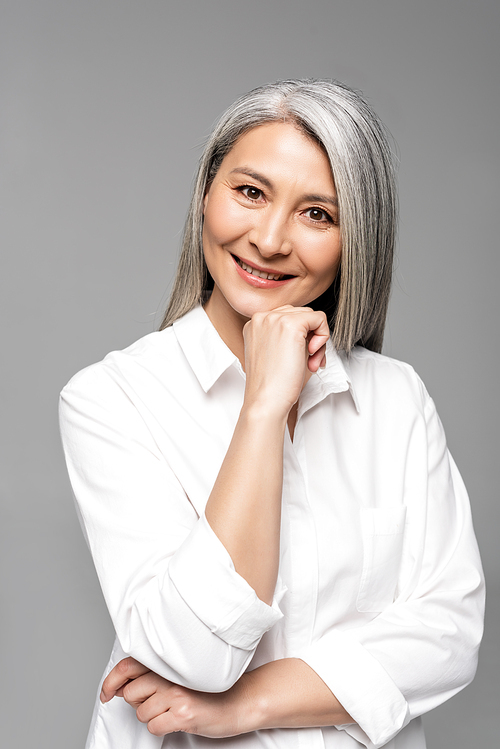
[248,206,292,258]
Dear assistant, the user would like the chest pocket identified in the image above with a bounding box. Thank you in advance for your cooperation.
[356,506,407,613]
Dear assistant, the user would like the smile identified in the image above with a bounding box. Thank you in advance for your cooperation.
[235,257,285,280]
[231,254,295,284]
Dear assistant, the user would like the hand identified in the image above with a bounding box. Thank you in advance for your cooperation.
[243,306,329,416]
[101,656,354,736]
[100,657,254,738]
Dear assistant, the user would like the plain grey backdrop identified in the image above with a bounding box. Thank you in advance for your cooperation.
[1,0,498,746]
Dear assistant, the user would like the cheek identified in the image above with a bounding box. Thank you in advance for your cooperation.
[303,234,342,280]
[203,195,250,247]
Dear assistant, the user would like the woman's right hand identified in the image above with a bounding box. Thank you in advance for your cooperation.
[242,306,329,417]
[205,305,329,604]
[101,656,255,738]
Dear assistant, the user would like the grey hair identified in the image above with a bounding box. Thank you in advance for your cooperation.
[160,79,397,353]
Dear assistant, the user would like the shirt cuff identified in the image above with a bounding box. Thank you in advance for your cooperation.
[168,514,285,650]
[298,628,410,748]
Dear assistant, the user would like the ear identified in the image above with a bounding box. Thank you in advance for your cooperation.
[202,181,212,215]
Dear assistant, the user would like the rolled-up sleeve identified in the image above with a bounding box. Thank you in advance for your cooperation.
[59,364,283,693]
[169,515,285,650]
[298,390,485,748]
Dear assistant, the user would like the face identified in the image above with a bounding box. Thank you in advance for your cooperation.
[202,121,342,337]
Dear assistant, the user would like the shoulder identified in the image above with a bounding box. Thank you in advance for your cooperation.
[346,346,430,414]
[60,326,183,404]
[348,346,422,381]
[59,326,197,448]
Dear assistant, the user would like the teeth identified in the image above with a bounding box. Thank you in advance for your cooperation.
[238,259,283,281]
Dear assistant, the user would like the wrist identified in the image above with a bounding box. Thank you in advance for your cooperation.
[229,671,268,735]
[231,659,354,731]
[240,396,290,427]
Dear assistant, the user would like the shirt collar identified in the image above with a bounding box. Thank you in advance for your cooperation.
[172,305,238,392]
[172,305,360,412]
[299,338,360,416]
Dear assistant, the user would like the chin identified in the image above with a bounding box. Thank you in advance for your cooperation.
[229,294,290,319]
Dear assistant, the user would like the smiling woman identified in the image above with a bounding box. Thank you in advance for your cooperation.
[59,80,484,749]
[162,79,396,354]
[202,122,342,360]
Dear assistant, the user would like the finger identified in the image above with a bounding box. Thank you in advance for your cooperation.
[122,673,171,709]
[308,343,327,373]
[148,711,182,737]
[136,691,173,724]
[310,312,330,339]
[308,332,330,357]
[100,657,151,703]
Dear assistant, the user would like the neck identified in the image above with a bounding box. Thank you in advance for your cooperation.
[203,288,248,367]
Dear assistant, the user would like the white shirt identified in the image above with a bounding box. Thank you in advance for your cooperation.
[59,305,484,749]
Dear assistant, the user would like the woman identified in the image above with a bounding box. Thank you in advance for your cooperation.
[59,79,484,749]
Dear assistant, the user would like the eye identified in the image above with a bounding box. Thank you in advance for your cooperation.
[305,207,333,223]
[239,185,264,201]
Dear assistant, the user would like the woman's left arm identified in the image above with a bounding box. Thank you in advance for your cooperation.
[294,388,485,749]
[101,656,353,737]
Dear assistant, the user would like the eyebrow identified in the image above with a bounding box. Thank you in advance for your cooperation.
[303,193,338,207]
[229,167,338,207]
[229,168,273,190]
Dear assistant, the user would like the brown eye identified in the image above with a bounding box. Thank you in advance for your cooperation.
[307,208,330,222]
[241,186,263,201]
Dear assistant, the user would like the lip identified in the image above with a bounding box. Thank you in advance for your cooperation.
[231,254,296,289]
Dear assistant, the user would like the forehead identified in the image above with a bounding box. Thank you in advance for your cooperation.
[220,121,335,189]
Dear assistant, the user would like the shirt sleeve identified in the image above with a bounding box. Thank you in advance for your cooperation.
[59,364,284,693]
[298,388,485,748]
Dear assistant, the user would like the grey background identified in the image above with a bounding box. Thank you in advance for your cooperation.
[1,0,498,746]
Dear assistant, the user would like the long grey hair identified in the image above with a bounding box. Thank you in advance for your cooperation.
[160,79,397,353]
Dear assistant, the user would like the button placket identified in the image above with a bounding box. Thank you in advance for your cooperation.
[281,429,319,653]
